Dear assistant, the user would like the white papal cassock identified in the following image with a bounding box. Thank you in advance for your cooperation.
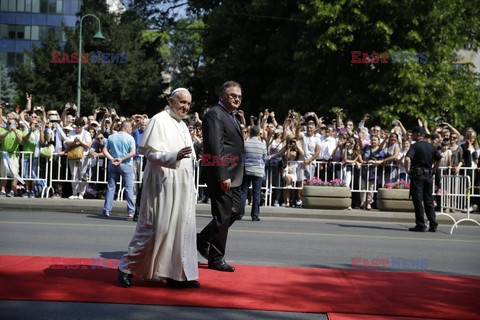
[119,107,198,281]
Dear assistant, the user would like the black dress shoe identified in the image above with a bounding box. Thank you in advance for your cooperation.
[208,259,235,272]
[408,226,427,232]
[428,226,437,232]
[252,216,260,221]
[133,213,139,222]
[196,233,209,260]
[118,268,132,288]
[237,216,243,220]
[166,278,200,288]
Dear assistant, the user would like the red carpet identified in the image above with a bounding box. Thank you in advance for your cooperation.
[0,255,479,319]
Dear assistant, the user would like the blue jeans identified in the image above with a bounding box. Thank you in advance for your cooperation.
[103,163,135,214]
[22,157,39,179]
[241,175,263,218]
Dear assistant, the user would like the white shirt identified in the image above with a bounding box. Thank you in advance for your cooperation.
[318,135,337,160]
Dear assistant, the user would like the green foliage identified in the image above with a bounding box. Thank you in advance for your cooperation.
[188,0,480,129]
[0,66,17,105]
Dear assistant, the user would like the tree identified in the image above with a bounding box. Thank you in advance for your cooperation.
[0,66,17,105]
[188,0,480,129]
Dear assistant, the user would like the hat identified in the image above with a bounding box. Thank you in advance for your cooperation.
[411,126,425,135]
[274,128,283,134]
[48,114,60,122]
[90,120,100,126]
[63,125,74,131]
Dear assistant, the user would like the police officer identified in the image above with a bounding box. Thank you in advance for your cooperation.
[405,126,442,232]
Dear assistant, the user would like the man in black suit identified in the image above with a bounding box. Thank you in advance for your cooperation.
[197,81,245,272]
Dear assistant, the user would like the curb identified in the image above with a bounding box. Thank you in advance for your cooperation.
[1,198,479,226]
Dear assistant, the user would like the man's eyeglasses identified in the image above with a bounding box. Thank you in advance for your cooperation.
[228,93,242,100]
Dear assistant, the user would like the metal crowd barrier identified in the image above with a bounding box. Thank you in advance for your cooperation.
[0,151,49,197]
[2,152,479,214]
[440,175,480,234]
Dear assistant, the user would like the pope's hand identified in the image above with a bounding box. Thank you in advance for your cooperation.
[176,146,192,161]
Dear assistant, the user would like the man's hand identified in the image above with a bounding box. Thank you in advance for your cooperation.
[220,178,231,192]
[176,146,192,161]
[112,158,121,166]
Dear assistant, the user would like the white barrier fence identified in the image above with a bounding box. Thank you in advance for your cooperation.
[1,153,479,213]
[440,175,480,234]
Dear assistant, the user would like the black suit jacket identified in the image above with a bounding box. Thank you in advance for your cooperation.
[202,104,245,187]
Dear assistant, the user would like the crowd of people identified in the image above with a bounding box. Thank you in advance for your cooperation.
[0,94,479,212]
[1,84,479,290]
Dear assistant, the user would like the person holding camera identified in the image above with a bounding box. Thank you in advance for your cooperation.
[22,117,45,198]
[405,126,442,232]
[0,119,24,197]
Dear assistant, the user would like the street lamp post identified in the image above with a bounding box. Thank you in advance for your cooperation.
[77,14,105,117]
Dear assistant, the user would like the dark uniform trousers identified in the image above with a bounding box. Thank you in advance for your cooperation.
[198,183,243,262]
[411,170,438,228]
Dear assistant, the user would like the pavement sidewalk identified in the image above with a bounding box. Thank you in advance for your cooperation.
[1,197,479,225]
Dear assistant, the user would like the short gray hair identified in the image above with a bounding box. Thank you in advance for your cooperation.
[219,81,241,95]
[250,125,260,137]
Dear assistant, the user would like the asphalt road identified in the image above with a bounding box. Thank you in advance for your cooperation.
[1,209,479,319]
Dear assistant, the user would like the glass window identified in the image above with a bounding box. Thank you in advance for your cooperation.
[54,27,61,41]
[25,0,31,11]
[72,0,79,13]
[17,0,25,11]
[31,25,39,40]
[47,0,54,13]
[8,0,16,11]
[38,26,48,40]
[24,25,30,39]
[32,0,39,12]
[1,1,8,11]
[55,0,61,13]
[16,53,24,63]
[16,25,25,39]
[8,25,16,39]
[40,0,47,13]
[0,25,8,39]
[7,52,15,67]
[0,52,7,67]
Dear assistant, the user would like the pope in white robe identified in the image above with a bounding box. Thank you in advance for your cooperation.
[118,88,199,288]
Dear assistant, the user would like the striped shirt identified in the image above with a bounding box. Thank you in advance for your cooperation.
[244,136,267,177]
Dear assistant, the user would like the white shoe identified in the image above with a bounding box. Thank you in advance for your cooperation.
[69,195,78,199]
[295,200,302,208]
[78,194,84,200]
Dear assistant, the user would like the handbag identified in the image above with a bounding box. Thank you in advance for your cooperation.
[67,145,85,160]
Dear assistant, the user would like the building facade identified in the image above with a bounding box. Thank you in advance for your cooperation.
[0,0,83,67]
